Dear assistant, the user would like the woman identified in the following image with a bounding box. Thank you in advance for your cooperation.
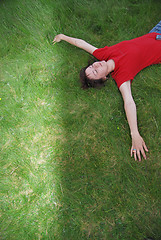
[53,21,161,161]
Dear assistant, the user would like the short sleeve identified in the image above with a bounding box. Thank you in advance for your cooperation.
[93,46,110,61]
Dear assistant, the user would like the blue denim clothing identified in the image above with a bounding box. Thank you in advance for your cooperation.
[149,20,161,33]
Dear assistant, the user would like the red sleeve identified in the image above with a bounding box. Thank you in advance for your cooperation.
[93,46,110,61]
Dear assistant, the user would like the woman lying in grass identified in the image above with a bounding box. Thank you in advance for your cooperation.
[53,21,161,161]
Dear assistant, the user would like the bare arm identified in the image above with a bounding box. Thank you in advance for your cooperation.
[119,81,148,161]
[53,34,97,54]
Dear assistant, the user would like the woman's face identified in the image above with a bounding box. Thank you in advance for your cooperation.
[85,61,108,80]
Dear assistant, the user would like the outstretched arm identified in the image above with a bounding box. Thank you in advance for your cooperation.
[53,34,97,54]
[119,81,148,161]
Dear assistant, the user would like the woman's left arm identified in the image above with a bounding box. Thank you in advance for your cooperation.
[119,81,148,161]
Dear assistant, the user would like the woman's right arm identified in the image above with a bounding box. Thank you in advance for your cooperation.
[53,34,97,54]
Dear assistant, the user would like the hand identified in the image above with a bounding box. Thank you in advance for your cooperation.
[53,34,64,44]
[131,133,149,161]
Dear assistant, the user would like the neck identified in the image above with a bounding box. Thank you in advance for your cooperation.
[106,60,115,74]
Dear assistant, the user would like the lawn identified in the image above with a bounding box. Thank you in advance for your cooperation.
[0,0,161,239]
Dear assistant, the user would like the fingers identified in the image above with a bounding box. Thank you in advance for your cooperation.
[130,147,133,157]
[52,36,58,44]
[131,136,148,161]
[134,151,137,161]
[131,146,148,161]
[52,34,62,44]
[143,141,149,152]
[139,141,148,160]
[137,150,141,162]
[52,38,57,44]
[131,149,141,161]
[131,147,135,158]
[140,147,147,160]
[131,147,137,161]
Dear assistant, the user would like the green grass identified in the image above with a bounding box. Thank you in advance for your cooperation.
[1,0,161,239]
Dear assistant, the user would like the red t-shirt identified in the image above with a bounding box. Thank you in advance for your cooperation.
[93,32,161,88]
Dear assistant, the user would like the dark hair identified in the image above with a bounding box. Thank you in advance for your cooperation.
[79,60,109,89]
